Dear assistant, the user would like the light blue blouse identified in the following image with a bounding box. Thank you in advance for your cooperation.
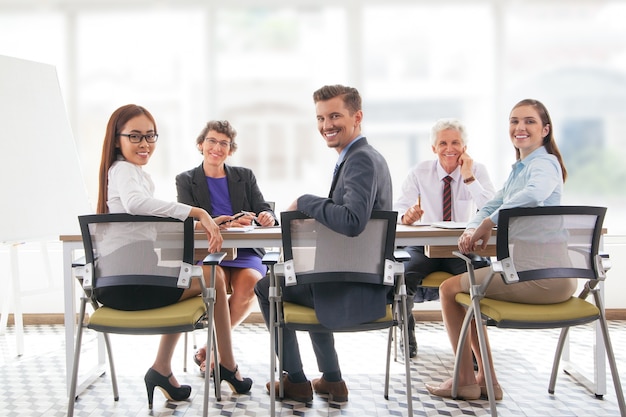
[467,146,563,229]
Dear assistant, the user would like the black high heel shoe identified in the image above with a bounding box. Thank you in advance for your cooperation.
[217,364,252,394]
[144,368,192,409]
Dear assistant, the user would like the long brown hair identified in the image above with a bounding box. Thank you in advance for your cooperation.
[511,99,567,182]
[96,104,157,214]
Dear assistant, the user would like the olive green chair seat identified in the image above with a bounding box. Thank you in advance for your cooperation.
[88,296,208,334]
[421,270,453,288]
[454,294,600,329]
[282,301,394,328]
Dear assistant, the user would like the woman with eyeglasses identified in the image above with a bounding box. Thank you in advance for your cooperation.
[175,120,277,389]
[96,104,230,408]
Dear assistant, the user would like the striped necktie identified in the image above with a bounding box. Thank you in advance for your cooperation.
[443,175,452,221]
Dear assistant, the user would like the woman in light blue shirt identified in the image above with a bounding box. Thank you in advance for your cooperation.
[426,99,570,402]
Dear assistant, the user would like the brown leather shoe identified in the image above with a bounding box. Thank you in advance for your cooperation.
[266,374,313,403]
[312,376,349,402]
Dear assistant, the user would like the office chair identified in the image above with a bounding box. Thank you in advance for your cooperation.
[451,206,625,417]
[67,214,225,417]
[263,210,413,416]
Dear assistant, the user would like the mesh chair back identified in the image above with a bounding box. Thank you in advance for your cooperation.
[494,206,606,284]
[280,210,397,285]
[78,214,194,291]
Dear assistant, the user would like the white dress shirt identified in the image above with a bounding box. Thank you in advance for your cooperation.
[101,158,192,256]
[394,159,496,224]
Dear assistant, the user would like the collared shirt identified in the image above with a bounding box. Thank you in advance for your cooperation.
[102,158,192,256]
[394,159,496,224]
[467,146,563,228]
[334,135,364,170]
[108,158,191,220]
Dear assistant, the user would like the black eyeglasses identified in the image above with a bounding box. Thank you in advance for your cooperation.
[119,133,159,143]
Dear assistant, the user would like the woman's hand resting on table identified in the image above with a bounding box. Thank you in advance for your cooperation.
[191,208,223,253]
[458,217,495,253]
[214,211,275,228]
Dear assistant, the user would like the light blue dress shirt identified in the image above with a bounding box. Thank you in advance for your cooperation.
[334,135,364,171]
[467,146,563,229]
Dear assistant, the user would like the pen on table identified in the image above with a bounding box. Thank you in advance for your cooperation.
[243,211,262,226]
[217,211,246,226]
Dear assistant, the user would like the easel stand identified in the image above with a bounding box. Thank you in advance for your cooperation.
[0,242,25,356]
[1,241,56,357]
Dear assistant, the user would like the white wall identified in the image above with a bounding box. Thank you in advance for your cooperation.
[1,235,625,315]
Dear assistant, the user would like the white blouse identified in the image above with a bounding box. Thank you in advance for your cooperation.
[98,158,192,257]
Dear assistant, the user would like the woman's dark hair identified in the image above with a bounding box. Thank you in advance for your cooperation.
[97,104,157,214]
[511,99,567,182]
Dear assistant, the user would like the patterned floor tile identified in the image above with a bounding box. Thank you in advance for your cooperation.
[1,320,625,416]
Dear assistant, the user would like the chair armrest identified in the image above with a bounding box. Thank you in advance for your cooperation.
[599,252,611,272]
[72,256,86,268]
[202,252,227,265]
[262,251,281,265]
[73,262,94,289]
[394,249,410,263]
[594,252,611,280]
[453,251,490,268]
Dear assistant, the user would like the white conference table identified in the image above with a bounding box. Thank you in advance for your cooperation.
[59,225,604,398]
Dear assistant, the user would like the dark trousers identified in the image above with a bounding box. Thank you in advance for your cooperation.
[255,275,340,375]
[403,246,467,345]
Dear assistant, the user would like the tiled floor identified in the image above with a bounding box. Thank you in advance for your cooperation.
[1,320,625,416]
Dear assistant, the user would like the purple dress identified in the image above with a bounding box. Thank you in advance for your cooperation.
[206,176,267,276]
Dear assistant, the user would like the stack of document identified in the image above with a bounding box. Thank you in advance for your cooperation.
[430,221,467,229]
[222,225,256,232]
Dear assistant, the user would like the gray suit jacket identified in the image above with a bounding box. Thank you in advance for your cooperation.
[297,137,393,329]
[175,163,277,255]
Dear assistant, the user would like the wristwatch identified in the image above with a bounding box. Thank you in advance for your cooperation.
[463,176,475,184]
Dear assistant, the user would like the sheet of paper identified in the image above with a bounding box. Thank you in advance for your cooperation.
[430,221,467,229]
[221,226,256,232]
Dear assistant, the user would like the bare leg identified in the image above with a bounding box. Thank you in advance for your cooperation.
[181,265,245,379]
[192,267,261,366]
[437,274,478,388]
[151,333,183,386]
[469,322,499,387]
[227,268,262,328]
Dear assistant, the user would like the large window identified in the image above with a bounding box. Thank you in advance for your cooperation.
[2,0,626,233]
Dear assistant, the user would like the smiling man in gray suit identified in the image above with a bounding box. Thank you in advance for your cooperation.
[256,84,393,403]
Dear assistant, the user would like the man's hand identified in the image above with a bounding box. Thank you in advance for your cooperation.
[401,204,424,225]
[459,152,474,182]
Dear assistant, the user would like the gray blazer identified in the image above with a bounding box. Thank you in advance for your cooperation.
[297,137,393,329]
[175,163,277,255]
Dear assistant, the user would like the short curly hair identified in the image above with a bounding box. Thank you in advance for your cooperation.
[195,120,238,153]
